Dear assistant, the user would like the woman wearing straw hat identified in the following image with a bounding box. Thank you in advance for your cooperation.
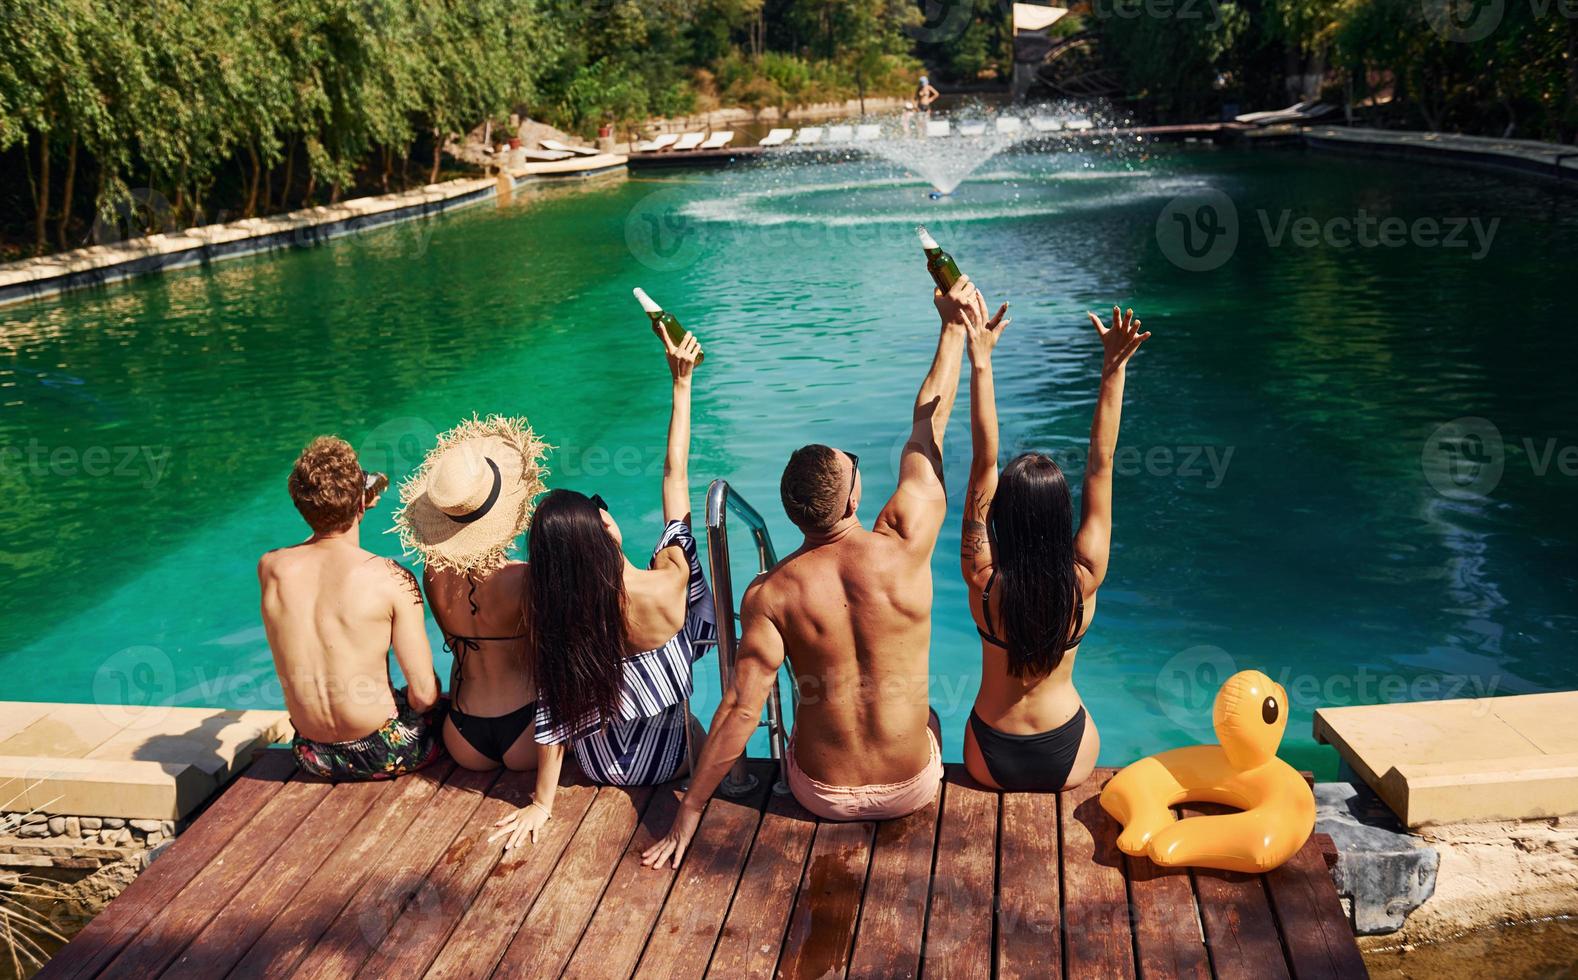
[490,325,713,849]
[394,416,550,774]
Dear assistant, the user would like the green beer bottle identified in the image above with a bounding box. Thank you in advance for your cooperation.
[634,288,703,365]
[918,226,962,292]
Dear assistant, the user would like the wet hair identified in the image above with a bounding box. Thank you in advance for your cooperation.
[780,444,849,532]
[288,436,365,535]
[988,453,1088,679]
[527,489,627,733]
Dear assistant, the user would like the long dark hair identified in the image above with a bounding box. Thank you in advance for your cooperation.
[987,453,1087,679]
[527,489,627,733]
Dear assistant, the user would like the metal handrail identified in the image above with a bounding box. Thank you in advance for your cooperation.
[704,478,791,796]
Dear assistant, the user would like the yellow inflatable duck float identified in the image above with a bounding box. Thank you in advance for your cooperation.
[1100,670,1315,873]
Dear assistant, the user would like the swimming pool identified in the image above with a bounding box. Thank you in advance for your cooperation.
[3,145,1575,776]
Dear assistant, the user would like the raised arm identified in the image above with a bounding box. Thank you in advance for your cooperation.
[1073,307,1150,588]
[385,560,439,712]
[658,325,704,524]
[961,301,1011,588]
[641,583,786,869]
[875,275,1002,547]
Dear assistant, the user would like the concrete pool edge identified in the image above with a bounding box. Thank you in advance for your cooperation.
[1306,126,1578,187]
[0,155,628,310]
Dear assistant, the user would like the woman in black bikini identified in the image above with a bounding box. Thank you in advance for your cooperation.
[960,304,1149,792]
[393,415,551,772]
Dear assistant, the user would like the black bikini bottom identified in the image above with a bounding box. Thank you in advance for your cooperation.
[969,706,1087,792]
[449,701,537,765]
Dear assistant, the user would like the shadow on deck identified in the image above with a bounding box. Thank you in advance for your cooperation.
[40,749,1365,979]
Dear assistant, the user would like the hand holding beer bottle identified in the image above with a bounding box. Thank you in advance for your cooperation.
[635,288,704,367]
[918,226,961,292]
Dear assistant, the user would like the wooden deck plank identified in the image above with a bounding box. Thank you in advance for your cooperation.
[704,791,817,979]
[152,778,386,979]
[1060,770,1137,979]
[1264,836,1368,980]
[422,779,600,980]
[45,754,1366,979]
[354,768,535,979]
[921,770,995,980]
[774,819,875,980]
[633,764,777,980]
[91,770,333,978]
[560,780,688,979]
[490,784,658,977]
[845,788,941,980]
[224,761,457,979]
[996,792,1061,980]
[291,767,501,979]
[1125,854,1211,980]
[1184,805,1293,980]
[35,749,298,980]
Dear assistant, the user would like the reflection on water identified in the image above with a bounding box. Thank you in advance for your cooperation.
[1,148,1576,774]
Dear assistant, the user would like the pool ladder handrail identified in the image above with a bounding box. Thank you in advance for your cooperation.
[704,478,793,796]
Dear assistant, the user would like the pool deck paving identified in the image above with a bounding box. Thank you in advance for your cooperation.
[40,750,1366,979]
[0,702,290,821]
[1314,690,1578,828]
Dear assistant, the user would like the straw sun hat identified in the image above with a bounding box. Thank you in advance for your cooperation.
[393,415,550,575]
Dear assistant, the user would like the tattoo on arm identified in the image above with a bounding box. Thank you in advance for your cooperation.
[385,559,425,607]
[962,489,992,569]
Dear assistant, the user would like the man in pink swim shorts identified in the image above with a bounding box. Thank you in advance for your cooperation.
[644,274,1007,865]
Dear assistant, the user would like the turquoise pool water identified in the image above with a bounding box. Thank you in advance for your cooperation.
[3,146,1576,775]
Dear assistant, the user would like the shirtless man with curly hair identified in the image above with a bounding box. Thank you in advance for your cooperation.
[259,436,442,780]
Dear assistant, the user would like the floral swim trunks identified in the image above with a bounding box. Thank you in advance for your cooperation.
[291,688,444,781]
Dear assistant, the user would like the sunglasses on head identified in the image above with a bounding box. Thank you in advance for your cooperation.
[845,452,859,511]
[589,493,608,512]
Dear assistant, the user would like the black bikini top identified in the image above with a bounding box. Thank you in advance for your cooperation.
[976,569,1087,652]
[441,574,527,702]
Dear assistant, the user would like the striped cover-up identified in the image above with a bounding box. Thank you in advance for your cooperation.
[535,519,717,785]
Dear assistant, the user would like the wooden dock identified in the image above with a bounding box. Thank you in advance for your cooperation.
[41,749,1366,979]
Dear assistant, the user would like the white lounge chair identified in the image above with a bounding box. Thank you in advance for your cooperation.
[1028,116,1062,133]
[759,128,795,147]
[855,124,883,141]
[1065,118,1094,132]
[635,133,680,152]
[523,149,575,162]
[958,120,987,137]
[699,131,735,150]
[540,139,600,157]
[925,120,951,138]
[793,127,824,145]
[672,132,706,152]
[995,117,1023,134]
[826,125,854,143]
